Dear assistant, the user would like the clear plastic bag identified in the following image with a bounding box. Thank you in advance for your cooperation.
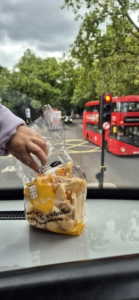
[14,105,87,236]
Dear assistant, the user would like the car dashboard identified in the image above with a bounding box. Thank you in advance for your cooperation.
[1,188,139,299]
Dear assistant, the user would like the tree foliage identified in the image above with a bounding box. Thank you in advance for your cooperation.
[62,0,139,100]
[0,49,78,119]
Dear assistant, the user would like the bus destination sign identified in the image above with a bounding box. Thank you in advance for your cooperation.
[124,117,139,123]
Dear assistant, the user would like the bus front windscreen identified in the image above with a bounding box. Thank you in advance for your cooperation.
[111,126,139,146]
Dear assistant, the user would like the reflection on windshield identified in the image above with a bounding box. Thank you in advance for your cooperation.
[89,201,139,256]
[1,200,139,272]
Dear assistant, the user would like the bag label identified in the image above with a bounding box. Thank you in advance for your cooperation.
[24,179,54,213]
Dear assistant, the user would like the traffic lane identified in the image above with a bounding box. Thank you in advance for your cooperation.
[64,125,139,188]
[104,151,139,188]
[0,156,23,188]
[70,148,139,188]
[64,126,103,184]
[63,124,82,133]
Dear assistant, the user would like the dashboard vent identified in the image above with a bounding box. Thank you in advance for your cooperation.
[0,211,25,220]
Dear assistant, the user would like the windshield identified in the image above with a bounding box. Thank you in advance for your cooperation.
[0,1,139,191]
[1,0,139,277]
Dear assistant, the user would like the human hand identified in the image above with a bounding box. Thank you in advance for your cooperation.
[6,125,48,171]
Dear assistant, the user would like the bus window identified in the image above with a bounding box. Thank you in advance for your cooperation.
[93,105,99,112]
[133,127,137,135]
[137,127,139,136]
[109,126,118,137]
[113,126,117,135]
[117,127,124,139]
[86,123,98,130]
[116,102,121,112]
[117,102,139,112]
[84,105,99,112]
[112,103,117,112]
[85,106,93,112]
[122,103,128,112]
[124,126,139,137]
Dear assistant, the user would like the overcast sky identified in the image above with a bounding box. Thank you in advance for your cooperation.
[0,1,138,70]
[0,0,82,69]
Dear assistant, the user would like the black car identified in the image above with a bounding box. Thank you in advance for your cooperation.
[64,116,73,123]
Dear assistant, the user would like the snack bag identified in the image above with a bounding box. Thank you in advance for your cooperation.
[15,105,87,236]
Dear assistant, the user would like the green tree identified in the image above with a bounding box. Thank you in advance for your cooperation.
[15,49,61,107]
[62,0,139,98]
[57,57,79,113]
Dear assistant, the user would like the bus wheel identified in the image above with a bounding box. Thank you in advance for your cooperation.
[105,141,109,152]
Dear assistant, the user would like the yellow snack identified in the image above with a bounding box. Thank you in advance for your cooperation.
[64,161,73,176]
[55,161,73,178]
[46,221,63,232]
[65,179,86,194]
[58,216,75,231]
[55,168,65,177]
[47,206,61,220]
[25,162,87,236]
[37,222,46,229]
[66,190,72,201]
[52,175,72,184]
[37,173,53,184]
[60,200,74,214]
[71,192,79,225]
[55,184,66,200]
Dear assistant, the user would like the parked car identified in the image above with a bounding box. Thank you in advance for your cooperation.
[64,116,73,123]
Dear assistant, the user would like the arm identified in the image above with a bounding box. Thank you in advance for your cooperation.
[0,105,48,171]
[0,105,25,156]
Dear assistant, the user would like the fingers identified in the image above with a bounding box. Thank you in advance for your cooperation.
[7,125,48,171]
[31,136,48,156]
[15,153,41,172]
[26,142,47,167]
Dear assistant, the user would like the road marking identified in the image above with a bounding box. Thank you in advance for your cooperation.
[66,139,84,142]
[65,139,101,153]
[66,143,95,148]
[68,150,101,154]
[66,141,90,150]
[1,166,15,173]
[68,147,101,154]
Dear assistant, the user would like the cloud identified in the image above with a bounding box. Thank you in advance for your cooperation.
[0,0,81,68]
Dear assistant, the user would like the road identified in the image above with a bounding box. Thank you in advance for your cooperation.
[0,119,139,189]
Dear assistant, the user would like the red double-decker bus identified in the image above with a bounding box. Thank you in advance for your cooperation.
[83,95,139,155]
